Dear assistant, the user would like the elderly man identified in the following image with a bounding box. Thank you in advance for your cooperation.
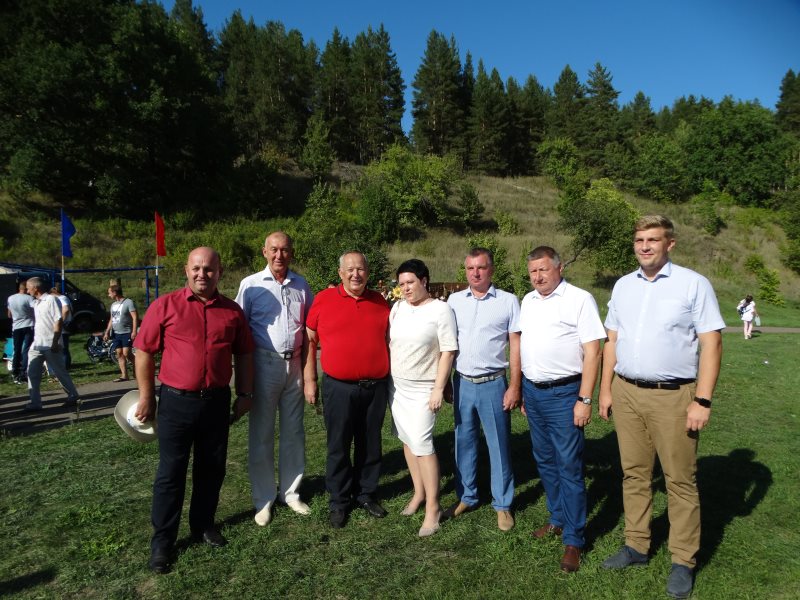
[304,251,390,529]
[517,246,605,573]
[24,277,82,411]
[134,247,254,574]
[445,247,520,532]
[599,216,724,599]
[7,282,34,385]
[103,285,138,382]
[236,231,314,526]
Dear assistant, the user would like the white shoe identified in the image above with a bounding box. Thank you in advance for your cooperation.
[254,502,273,526]
[286,499,311,515]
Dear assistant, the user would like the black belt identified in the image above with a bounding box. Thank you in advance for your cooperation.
[326,375,387,389]
[529,373,582,389]
[617,374,695,390]
[162,385,229,400]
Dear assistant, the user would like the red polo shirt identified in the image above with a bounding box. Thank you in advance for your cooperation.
[134,287,254,390]
[306,285,390,380]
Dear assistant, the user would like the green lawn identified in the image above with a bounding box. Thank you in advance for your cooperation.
[1,333,798,599]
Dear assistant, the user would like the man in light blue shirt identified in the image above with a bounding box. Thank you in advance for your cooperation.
[445,247,521,532]
[7,282,34,384]
[236,231,314,526]
[599,215,724,599]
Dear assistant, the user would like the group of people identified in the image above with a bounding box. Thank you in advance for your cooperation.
[7,279,81,410]
[128,216,723,600]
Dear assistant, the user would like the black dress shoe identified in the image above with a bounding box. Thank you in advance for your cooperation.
[149,548,171,574]
[193,528,227,548]
[329,508,347,529]
[360,500,388,518]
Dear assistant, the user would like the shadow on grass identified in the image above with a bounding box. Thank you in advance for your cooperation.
[0,567,57,594]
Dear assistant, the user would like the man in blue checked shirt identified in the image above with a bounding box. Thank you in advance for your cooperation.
[445,247,521,533]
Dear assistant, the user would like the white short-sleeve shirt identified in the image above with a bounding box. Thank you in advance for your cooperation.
[519,279,606,381]
[390,299,458,381]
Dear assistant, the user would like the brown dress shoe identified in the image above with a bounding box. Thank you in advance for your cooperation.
[532,523,563,539]
[560,545,581,573]
[444,501,476,519]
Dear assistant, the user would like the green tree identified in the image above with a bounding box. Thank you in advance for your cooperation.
[300,113,335,180]
[776,69,800,136]
[467,62,509,174]
[315,28,357,161]
[557,178,639,273]
[631,132,691,202]
[582,62,620,166]
[350,25,405,163]
[410,31,465,158]
[547,65,584,142]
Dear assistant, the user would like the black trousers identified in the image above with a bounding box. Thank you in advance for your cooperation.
[322,375,387,510]
[151,386,231,552]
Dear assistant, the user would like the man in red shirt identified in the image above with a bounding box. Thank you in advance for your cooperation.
[134,247,254,574]
[304,251,390,528]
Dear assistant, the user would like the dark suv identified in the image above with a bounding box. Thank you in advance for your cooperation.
[1,270,107,336]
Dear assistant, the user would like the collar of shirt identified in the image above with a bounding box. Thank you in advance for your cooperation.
[465,283,497,300]
[529,278,567,300]
[260,266,298,284]
[636,260,672,282]
[181,285,221,305]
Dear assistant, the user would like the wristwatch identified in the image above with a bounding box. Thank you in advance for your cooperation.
[693,396,712,408]
[237,392,254,400]
[578,396,593,405]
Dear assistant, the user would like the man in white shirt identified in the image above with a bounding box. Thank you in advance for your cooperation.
[24,277,81,411]
[236,231,314,526]
[516,246,605,573]
[445,247,521,532]
[50,287,73,369]
[599,215,724,599]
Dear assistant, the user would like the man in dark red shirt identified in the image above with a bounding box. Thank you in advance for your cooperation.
[134,247,254,574]
[304,251,390,528]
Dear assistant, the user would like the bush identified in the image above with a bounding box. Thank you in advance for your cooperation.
[495,210,520,235]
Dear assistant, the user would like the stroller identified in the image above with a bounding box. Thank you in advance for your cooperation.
[85,334,115,364]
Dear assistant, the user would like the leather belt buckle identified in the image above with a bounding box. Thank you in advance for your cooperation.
[200,388,213,400]
[282,350,295,360]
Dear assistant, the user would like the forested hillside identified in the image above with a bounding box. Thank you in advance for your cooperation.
[2,0,800,285]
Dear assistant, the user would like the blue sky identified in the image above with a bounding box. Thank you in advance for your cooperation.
[166,0,799,132]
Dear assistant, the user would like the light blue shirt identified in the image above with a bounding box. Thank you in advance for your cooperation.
[236,267,313,353]
[447,284,520,377]
[7,292,34,330]
[605,261,726,380]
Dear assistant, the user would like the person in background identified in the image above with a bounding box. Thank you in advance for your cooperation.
[24,277,81,411]
[7,281,34,385]
[736,294,758,339]
[50,287,72,369]
[134,246,254,574]
[103,284,138,381]
[389,259,457,537]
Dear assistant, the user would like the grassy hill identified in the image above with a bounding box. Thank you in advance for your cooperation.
[2,175,799,327]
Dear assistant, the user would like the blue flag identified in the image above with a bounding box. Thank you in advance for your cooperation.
[61,209,76,258]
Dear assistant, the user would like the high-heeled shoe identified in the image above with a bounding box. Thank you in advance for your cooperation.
[401,499,425,516]
[418,511,442,537]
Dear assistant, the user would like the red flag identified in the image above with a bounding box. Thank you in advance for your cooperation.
[155,211,166,257]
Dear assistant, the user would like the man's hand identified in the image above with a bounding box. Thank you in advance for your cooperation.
[574,400,591,427]
[231,395,252,423]
[135,395,157,423]
[598,389,613,421]
[304,379,318,405]
[502,385,520,411]
[686,402,710,432]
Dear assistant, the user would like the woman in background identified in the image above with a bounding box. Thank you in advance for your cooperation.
[389,259,457,537]
[736,294,758,339]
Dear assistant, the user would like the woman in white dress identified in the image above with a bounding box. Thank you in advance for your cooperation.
[736,294,758,339]
[389,259,457,537]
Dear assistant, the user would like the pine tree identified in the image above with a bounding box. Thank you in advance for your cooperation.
[467,62,509,174]
[350,24,405,163]
[410,31,465,158]
[620,91,656,140]
[316,28,356,161]
[582,62,620,166]
[776,69,800,136]
[548,65,584,142]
